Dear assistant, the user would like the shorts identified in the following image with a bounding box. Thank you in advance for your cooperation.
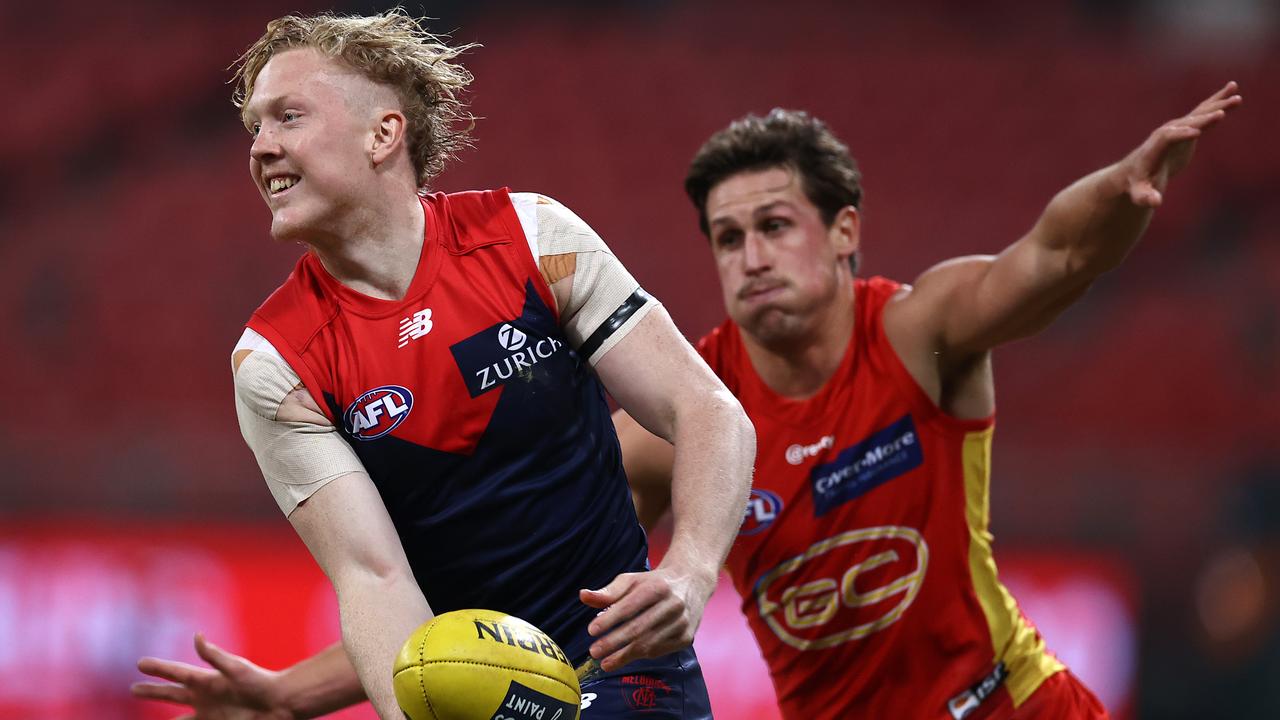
[579,646,713,718]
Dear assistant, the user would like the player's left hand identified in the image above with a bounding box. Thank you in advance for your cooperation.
[1122,81,1242,208]
[580,563,718,672]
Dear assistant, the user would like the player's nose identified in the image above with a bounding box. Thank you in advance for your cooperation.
[743,232,773,273]
[249,126,283,164]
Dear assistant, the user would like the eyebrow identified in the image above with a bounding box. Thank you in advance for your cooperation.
[709,200,795,228]
[242,93,300,123]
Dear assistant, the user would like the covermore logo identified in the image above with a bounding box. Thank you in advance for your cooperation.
[809,415,922,516]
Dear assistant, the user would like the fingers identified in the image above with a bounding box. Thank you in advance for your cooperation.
[591,598,688,671]
[194,633,243,678]
[136,656,209,684]
[129,680,195,706]
[580,572,636,612]
[1203,80,1239,106]
[1189,84,1242,119]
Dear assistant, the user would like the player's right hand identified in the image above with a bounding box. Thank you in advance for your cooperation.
[131,633,294,720]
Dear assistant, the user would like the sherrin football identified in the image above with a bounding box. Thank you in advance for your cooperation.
[394,609,581,720]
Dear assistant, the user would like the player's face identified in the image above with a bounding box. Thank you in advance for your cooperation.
[243,48,375,242]
[705,167,858,345]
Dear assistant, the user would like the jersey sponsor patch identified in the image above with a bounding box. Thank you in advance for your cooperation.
[450,286,569,398]
[809,415,922,516]
[343,385,414,440]
[740,488,783,536]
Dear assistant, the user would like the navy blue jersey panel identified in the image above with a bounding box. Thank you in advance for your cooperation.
[325,282,648,659]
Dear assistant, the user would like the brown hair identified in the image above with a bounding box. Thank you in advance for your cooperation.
[685,109,863,271]
[233,9,476,187]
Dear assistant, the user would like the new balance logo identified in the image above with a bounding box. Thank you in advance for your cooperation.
[398,308,434,348]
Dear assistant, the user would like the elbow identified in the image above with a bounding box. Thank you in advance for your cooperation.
[702,389,756,469]
[333,555,418,597]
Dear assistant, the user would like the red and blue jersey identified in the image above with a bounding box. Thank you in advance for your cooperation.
[246,189,647,663]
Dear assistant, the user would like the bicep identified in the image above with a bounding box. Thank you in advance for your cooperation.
[288,471,414,587]
[594,305,736,442]
[895,237,1089,358]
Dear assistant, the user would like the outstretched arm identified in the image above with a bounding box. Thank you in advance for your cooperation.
[888,82,1243,362]
[132,637,362,719]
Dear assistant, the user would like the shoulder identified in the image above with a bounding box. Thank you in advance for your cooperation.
[250,254,337,344]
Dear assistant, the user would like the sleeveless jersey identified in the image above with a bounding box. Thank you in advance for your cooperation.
[246,189,647,663]
[697,277,1063,720]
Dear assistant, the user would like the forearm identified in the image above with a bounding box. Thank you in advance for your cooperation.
[334,571,433,719]
[276,643,366,719]
[1032,161,1155,277]
[661,390,754,583]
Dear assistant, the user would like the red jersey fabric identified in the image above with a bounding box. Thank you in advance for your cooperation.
[244,189,648,664]
[698,276,1078,720]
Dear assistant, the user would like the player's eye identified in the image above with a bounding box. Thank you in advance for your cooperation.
[249,122,261,138]
[762,217,790,234]
[715,230,743,249]
[282,110,299,123]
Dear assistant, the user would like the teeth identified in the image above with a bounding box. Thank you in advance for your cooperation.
[268,176,298,194]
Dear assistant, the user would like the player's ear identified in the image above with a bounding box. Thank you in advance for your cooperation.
[829,206,860,260]
[370,109,408,166]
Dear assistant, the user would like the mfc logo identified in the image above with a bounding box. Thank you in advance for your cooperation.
[740,488,784,536]
[755,526,928,651]
[343,385,413,440]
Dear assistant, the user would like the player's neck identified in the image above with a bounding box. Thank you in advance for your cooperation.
[309,191,426,301]
[742,279,856,400]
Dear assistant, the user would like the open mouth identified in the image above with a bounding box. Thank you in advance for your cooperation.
[267,175,300,196]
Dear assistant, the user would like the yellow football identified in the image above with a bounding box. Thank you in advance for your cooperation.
[394,609,581,720]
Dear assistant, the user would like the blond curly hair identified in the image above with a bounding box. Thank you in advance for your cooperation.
[233,9,476,187]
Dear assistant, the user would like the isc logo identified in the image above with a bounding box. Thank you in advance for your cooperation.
[344,385,413,441]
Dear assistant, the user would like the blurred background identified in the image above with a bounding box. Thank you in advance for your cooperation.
[1,0,1277,717]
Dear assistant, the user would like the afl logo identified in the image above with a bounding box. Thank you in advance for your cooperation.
[344,385,413,441]
[740,488,783,536]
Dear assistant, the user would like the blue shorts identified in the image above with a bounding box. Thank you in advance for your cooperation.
[579,646,712,718]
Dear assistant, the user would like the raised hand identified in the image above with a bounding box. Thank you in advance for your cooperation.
[131,633,292,720]
[1123,81,1243,207]
[580,564,717,672]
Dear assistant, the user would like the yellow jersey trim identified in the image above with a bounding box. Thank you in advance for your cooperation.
[962,427,1063,706]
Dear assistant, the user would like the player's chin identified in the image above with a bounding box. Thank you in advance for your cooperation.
[742,308,804,346]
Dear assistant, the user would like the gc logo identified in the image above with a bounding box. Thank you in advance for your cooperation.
[755,526,928,650]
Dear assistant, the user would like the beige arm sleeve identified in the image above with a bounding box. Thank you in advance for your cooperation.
[511,192,659,365]
[232,329,366,516]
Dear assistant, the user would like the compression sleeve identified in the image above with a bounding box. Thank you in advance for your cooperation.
[231,328,367,515]
[510,192,659,365]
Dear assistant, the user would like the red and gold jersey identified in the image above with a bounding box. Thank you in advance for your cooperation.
[697,277,1063,720]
